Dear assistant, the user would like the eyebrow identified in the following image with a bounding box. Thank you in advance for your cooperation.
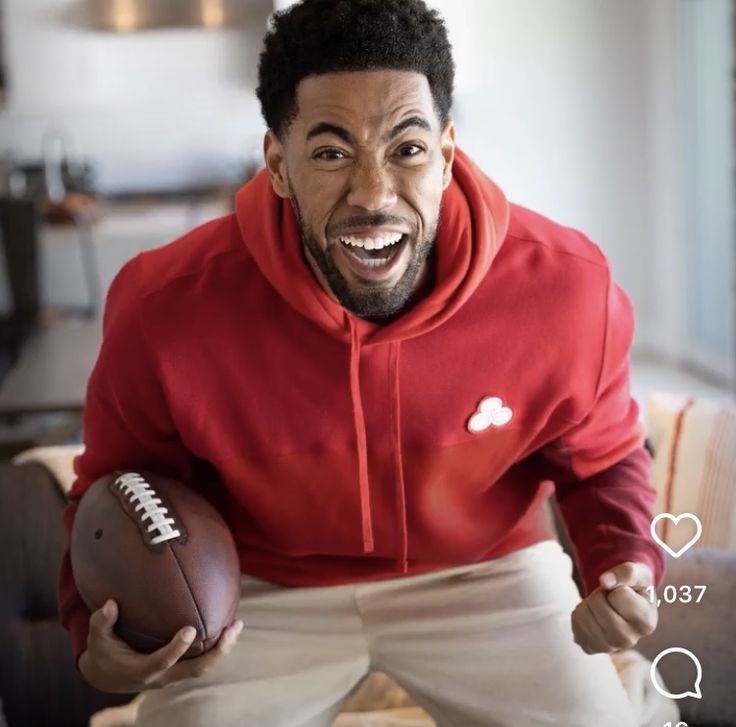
[305,115,432,144]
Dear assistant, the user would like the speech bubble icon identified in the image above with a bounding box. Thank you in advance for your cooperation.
[650,513,703,558]
[650,647,703,700]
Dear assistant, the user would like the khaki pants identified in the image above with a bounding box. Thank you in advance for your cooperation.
[136,541,640,727]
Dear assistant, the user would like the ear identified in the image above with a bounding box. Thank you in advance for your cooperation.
[440,122,456,190]
[263,130,290,199]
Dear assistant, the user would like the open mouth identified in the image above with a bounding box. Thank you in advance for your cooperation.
[337,232,409,273]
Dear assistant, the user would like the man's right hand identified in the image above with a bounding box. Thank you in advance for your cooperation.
[78,599,244,693]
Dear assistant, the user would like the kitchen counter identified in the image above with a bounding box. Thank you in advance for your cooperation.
[39,194,234,312]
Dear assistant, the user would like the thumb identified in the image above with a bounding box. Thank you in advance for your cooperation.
[599,562,652,590]
[93,599,119,636]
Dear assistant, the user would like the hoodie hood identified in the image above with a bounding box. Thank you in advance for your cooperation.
[235,147,510,572]
[236,147,510,345]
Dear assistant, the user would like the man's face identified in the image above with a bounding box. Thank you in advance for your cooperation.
[264,70,455,321]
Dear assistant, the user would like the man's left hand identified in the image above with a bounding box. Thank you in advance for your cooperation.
[571,562,658,655]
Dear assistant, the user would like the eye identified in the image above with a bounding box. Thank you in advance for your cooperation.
[314,148,347,161]
[396,143,425,158]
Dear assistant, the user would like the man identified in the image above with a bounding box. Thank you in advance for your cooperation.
[59,1,666,724]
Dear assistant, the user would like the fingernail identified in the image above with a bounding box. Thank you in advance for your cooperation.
[181,627,197,642]
[228,622,243,641]
[601,573,617,588]
[103,599,114,618]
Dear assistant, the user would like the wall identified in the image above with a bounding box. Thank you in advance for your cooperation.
[0,0,270,191]
[681,0,735,380]
[646,0,688,364]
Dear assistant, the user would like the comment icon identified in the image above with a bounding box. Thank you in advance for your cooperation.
[650,647,703,700]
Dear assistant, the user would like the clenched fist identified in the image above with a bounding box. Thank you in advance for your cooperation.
[571,562,658,655]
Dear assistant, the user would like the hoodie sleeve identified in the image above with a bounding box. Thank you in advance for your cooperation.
[538,277,664,594]
[58,254,199,666]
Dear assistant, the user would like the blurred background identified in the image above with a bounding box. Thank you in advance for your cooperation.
[0,0,733,448]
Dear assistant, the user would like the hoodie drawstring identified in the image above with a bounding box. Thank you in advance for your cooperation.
[348,318,374,552]
[389,341,409,573]
[347,320,409,572]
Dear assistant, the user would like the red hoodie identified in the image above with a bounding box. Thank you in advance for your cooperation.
[59,149,664,662]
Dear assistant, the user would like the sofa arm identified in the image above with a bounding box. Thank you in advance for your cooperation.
[637,549,736,727]
[0,460,130,727]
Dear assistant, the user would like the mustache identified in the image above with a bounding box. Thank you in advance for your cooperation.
[331,214,412,233]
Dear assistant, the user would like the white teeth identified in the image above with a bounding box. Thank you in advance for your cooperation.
[345,248,391,266]
[338,232,403,250]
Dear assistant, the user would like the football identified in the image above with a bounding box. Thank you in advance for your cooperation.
[70,470,241,658]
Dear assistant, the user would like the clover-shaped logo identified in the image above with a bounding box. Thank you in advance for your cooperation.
[467,396,513,433]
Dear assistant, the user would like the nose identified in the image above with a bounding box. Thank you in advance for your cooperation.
[346,161,398,211]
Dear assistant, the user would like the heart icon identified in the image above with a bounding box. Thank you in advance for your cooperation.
[650,513,703,558]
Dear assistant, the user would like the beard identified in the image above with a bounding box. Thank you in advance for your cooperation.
[289,188,439,322]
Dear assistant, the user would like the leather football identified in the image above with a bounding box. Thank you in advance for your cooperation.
[70,470,240,658]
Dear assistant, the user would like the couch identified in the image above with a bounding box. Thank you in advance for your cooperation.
[0,460,130,727]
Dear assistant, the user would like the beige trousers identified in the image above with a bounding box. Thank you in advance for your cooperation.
[135,541,641,727]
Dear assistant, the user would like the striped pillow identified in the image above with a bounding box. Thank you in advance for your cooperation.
[647,393,736,552]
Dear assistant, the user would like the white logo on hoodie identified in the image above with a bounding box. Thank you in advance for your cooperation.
[467,396,513,433]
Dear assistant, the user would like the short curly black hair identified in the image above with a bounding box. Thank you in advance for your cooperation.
[256,0,455,139]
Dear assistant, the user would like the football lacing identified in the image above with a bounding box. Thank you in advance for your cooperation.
[115,472,182,544]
